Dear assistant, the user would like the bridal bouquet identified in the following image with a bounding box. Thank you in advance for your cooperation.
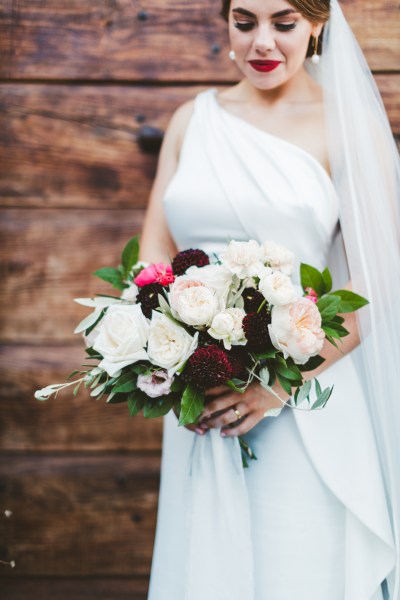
[35,236,368,466]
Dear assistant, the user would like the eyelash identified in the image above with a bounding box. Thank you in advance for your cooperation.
[233,22,296,32]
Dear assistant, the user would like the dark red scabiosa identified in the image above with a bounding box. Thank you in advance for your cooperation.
[242,311,272,352]
[226,349,247,379]
[187,344,233,389]
[242,288,268,314]
[171,249,210,276]
[137,283,164,319]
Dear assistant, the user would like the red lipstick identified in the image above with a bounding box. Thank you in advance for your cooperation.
[249,60,281,72]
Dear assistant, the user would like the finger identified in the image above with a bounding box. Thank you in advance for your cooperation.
[221,412,260,437]
[184,423,207,436]
[205,385,231,399]
[199,395,236,420]
[205,402,250,430]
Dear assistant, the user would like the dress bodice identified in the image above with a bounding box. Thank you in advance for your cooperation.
[163,88,339,282]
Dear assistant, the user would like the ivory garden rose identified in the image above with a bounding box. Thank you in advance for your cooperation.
[259,271,298,306]
[169,278,219,326]
[93,304,150,376]
[261,241,294,276]
[220,240,264,279]
[268,297,325,364]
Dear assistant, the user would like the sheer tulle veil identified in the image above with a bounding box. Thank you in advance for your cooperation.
[306,0,400,595]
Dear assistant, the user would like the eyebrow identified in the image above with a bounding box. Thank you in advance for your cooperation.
[232,8,298,18]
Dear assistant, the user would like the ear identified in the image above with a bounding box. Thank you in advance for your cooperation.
[311,22,324,37]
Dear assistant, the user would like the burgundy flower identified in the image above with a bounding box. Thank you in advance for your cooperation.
[242,288,267,314]
[226,349,247,379]
[137,283,164,318]
[187,344,233,389]
[172,249,210,276]
[243,311,271,351]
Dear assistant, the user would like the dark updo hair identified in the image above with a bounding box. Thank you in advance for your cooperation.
[220,0,330,58]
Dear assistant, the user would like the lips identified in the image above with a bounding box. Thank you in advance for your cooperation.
[249,60,282,73]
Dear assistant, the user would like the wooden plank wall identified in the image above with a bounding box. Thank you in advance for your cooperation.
[0,1,399,598]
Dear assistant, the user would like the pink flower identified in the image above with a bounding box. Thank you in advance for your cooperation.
[137,370,174,398]
[134,263,175,287]
[268,297,325,364]
[305,287,318,303]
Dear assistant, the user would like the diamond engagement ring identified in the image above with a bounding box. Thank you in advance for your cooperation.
[233,407,242,420]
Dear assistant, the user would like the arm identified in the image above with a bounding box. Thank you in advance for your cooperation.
[139,99,195,264]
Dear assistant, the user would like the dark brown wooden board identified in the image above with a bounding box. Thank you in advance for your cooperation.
[0,455,160,576]
[0,0,398,80]
[1,78,399,209]
[0,85,207,209]
[0,209,145,342]
[0,345,163,452]
[0,578,149,600]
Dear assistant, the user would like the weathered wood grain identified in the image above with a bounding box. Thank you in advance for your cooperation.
[0,455,160,576]
[0,84,208,208]
[0,0,398,80]
[0,345,163,451]
[0,578,149,600]
[1,78,399,209]
[0,209,145,342]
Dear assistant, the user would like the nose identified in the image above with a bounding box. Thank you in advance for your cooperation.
[253,23,276,54]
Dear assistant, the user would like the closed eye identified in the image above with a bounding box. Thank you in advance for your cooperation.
[233,21,254,31]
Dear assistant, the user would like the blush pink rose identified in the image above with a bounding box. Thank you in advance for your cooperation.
[268,297,325,364]
[134,263,175,287]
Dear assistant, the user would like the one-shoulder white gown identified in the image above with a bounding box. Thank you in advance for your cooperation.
[147,88,395,600]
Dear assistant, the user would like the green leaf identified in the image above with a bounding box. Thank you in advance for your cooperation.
[106,392,128,404]
[322,267,333,293]
[274,357,302,381]
[326,321,349,337]
[93,267,127,291]
[84,309,106,336]
[311,385,333,410]
[178,383,205,426]
[276,372,292,396]
[299,355,325,372]
[127,392,145,416]
[300,263,325,296]
[121,236,140,278]
[316,295,341,322]
[253,349,277,360]
[322,326,342,339]
[74,308,105,335]
[143,395,175,418]
[113,372,137,394]
[330,290,369,313]
[226,379,247,394]
[315,378,322,398]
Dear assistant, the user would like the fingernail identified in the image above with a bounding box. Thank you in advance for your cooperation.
[220,431,227,437]
[195,427,205,435]
[199,423,208,430]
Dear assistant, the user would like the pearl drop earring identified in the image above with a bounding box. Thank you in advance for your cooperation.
[229,49,236,61]
[311,36,320,64]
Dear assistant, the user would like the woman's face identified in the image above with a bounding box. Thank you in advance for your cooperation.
[228,0,323,90]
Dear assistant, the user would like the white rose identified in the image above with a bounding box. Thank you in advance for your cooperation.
[268,297,325,364]
[208,308,247,350]
[147,312,198,375]
[259,272,298,306]
[220,240,263,279]
[121,283,139,303]
[93,304,149,376]
[185,264,233,309]
[261,241,294,275]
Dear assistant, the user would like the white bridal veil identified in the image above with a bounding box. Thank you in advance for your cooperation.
[312,0,400,596]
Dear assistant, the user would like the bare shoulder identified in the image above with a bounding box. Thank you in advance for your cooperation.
[164,97,196,160]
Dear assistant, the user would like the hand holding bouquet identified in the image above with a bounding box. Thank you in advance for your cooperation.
[35,236,368,466]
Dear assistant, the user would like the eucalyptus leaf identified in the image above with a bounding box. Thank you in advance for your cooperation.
[311,386,333,410]
[296,379,312,404]
[74,309,103,335]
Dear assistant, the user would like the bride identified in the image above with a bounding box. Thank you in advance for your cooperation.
[139,1,400,598]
